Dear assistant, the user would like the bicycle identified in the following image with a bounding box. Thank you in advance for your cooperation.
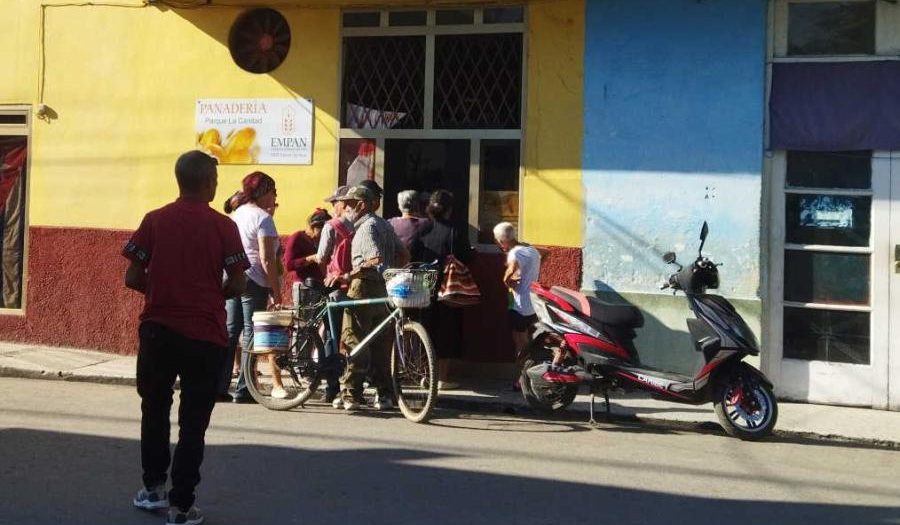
[241,265,440,423]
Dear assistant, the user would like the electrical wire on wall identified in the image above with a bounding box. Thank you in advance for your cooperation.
[37,2,149,119]
[152,0,209,8]
[152,0,537,8]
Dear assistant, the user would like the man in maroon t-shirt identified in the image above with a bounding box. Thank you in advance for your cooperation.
[123,150,249,525]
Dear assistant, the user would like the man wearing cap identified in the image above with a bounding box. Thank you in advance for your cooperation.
[333,185,409,411]
[315,185,350,269]
[357,179,383,212]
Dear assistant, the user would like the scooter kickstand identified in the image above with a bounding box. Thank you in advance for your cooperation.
[588,392,597,425]
[604,391,611,415]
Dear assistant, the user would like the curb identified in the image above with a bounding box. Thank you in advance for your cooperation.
[0,367,137,387]
[3,368,897,449]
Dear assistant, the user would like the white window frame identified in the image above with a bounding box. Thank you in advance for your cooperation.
[0,105,32,315]
[337,7,527,246]
[772,0,900,62]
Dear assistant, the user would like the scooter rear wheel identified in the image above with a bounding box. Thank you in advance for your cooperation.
[520,358,578,414]
[713,371,778,441]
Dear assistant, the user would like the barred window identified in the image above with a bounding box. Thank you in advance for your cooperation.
[341,37,425,129]
[434,34,523,129]
[340,8,525,245]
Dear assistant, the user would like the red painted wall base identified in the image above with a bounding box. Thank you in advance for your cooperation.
[0,227,582,361]
[0,227,143,355]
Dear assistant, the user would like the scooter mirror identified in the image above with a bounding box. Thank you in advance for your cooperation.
[663,252,677,264]
[698,221,709,257]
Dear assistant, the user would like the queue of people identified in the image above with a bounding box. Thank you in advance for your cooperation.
[215,175,543,405]
[123,150,542,524]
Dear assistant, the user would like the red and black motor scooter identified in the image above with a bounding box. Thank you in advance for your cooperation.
[520,222,778,440]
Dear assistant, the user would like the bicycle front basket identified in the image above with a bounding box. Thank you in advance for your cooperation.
[384,269,437,309]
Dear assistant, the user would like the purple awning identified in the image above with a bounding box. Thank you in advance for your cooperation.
[770,61,900,151]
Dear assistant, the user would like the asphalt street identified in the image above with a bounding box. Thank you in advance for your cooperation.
[0,377,898,525]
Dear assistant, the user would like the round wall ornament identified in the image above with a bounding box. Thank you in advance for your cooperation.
[228,8,291,74]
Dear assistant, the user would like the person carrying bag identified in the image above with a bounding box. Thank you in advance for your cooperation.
[420,190,479,389]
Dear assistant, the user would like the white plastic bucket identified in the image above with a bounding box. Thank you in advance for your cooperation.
[251,311,293,354]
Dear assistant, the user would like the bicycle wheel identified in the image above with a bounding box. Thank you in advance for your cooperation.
[243,332,322,411]
[390,320,437,423]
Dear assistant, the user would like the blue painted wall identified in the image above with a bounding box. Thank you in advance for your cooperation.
[582,0,767,299]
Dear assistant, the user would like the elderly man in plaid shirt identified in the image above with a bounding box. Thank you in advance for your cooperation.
[330,185,409,411]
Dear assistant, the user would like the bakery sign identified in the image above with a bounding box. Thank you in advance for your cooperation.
[195,98,314,165]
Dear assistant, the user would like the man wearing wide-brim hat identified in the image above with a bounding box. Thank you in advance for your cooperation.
[332,185,409,411]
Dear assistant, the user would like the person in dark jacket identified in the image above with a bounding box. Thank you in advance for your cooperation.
[419,190,473,390]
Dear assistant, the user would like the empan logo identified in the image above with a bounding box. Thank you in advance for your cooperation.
[281,107,296,135]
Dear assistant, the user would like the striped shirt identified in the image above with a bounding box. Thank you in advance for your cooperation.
[351,213,403,271]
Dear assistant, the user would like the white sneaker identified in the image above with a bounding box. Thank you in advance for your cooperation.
[438,381,459,391]
[373,397,393,411]
[270,387,288,399]
[343,399,361,411]
[331,397,344,409]
[133,485,168,510]
[166,505,204,525]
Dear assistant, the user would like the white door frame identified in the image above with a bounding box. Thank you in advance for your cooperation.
[765,151,892,409]
[889,151,900,410]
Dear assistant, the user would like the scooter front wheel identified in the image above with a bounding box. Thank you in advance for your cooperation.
[713,371,778,441]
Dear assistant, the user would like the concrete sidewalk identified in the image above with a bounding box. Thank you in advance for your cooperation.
[2,341,898,447]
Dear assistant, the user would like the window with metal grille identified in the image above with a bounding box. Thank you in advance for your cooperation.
[341,36,425,129]
[340,8,525,245]
[434,34,523,129]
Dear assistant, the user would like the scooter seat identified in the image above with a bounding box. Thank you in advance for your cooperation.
[550,286,644,330]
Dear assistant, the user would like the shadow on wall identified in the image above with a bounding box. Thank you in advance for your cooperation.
[586,212,674,294]
[580,0,767,299]
[461,247,583,364]
[590,280,702,377]
[2,427,897,525]
[160,5,341,137]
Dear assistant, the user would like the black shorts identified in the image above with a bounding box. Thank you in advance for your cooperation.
[507,310,538,333]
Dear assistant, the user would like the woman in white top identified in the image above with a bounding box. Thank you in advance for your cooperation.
[229,171,287,402]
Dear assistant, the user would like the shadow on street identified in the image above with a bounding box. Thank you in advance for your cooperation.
[1,427,898,525]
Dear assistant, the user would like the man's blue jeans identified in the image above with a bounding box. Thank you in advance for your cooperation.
[226,279,270,399]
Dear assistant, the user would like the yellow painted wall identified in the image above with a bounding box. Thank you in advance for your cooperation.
[0,0,41,104]
[2,1,584,247]
[523,0,585,248]
[14,3,340,235]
